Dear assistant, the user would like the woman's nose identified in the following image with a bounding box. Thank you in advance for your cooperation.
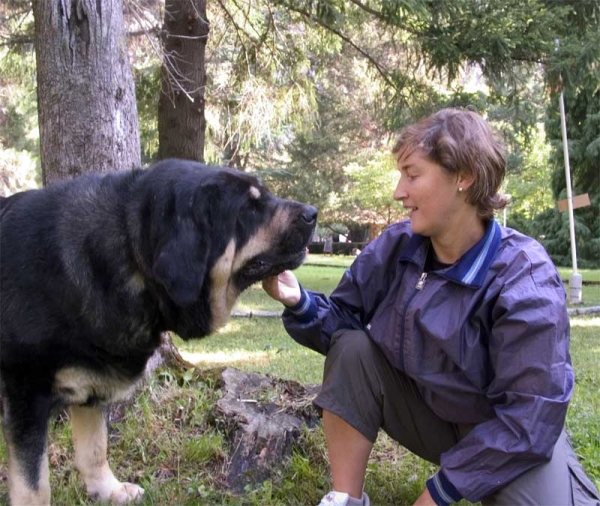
[393,178,406,201]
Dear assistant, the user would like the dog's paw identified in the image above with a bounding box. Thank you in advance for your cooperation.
[109,482,145,504]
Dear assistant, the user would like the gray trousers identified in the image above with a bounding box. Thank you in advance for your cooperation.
[314,329,600,505]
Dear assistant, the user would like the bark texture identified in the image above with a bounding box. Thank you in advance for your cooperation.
[32,0,140,185]
[157,0,209,162]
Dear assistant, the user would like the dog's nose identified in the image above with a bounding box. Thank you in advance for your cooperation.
[301,205,318,225]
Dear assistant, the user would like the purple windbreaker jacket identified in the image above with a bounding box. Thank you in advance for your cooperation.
[282,219,573,503]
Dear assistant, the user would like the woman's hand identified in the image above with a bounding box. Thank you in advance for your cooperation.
[262,270,301,307]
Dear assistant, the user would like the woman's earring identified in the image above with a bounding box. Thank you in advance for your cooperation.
[458,187,464,192]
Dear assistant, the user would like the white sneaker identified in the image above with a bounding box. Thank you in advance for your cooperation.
[317,491,370,506]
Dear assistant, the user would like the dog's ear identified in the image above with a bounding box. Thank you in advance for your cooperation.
[153,222,208,307]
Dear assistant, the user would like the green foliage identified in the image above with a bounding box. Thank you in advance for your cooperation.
[503,123,555,220]
[542,2,599,242]
[203,0,321,169]
[419,0,565,82]
[2,0,598,261]
[0,41,40,194]
[333,150,406,225]
[135,66,161,164]
[528,193,600,268]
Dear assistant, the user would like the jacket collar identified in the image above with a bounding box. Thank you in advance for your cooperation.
[400,219,502,288]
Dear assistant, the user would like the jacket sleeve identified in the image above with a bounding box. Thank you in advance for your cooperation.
[281,227,403,355]
[280,283,362,355]
[437,248,574,502]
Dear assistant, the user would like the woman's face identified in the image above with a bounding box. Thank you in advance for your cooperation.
[394,149,467,237]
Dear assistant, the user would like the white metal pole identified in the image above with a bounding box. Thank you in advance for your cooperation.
[555,38,582,304]
[559,92,577,272]
[558,89,583,303]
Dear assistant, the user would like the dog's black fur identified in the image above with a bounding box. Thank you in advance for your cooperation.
[0,159,317,505]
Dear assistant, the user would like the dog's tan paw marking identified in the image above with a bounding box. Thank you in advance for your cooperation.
[109,482,145,504]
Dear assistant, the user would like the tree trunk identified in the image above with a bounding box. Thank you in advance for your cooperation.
[32,0,140,185]
[157,0,209,162]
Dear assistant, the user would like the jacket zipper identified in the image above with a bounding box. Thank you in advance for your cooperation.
[399,271,427,370]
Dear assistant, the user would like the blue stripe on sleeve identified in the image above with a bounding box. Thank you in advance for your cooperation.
[285,287,317,323]
[426,470,462,506]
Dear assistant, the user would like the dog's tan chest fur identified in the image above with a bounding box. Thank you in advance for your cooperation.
[53,367,140,405]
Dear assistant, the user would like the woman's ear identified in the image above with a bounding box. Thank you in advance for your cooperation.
[457,173,475,191]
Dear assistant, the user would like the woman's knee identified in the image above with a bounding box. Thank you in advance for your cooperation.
[328,329,381,369]
[317,330,385,442]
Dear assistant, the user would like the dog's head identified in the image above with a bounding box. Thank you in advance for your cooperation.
[131,159,317,338]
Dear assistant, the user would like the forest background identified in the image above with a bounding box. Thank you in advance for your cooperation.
[0,0,598,267]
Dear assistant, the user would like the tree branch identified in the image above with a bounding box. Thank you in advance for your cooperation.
[274,0,396,89]
[346,0,423,37]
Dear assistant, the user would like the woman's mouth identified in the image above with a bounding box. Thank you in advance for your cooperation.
[405,206,418,217]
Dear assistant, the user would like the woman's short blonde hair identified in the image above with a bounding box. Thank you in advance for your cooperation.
[392,108,508,219]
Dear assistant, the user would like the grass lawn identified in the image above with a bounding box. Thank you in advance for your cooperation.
[0,257,598,505]
[558,267,600,284]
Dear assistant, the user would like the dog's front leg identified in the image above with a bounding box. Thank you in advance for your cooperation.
[2,391,52,506]
[6,445,51,506]
[70,405,144,504]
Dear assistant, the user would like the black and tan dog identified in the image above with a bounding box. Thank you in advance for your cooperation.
[0,159,317,505]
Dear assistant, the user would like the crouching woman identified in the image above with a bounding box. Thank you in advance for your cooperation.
[263,108,600,506]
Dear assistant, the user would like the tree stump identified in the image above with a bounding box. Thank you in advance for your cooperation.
[210,368,321,493]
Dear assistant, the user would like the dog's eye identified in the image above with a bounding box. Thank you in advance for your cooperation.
[240,198,265,222]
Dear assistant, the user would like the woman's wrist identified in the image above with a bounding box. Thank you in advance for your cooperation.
[282,289,303,308]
